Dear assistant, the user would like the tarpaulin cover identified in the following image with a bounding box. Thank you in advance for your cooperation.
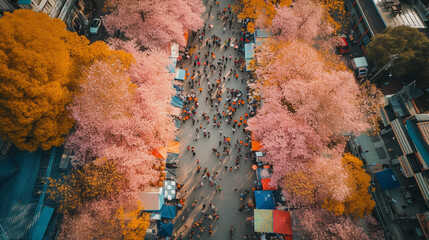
[254,209,273,233]
[138,188,164,211]
[273,210,293,235]
[255,190,275,209]
[375,168,401,190]
[170,43,179,58]
[152,147,167,160]
[245,43,255,59]
[160,204,176,219]
[163,180,176,200]
[246,58,253,71]
[157,222,173,237]
[175,69,186,81]
[167,141,180,154]
[251,132,263,152]
[167,57,177,73]
[261,178,277,190]
[255,29,272,38]
[171,96,183,108]
[252,140,262,152]
[166,153,178,164]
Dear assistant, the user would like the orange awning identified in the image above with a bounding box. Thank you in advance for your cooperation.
[152,146,167,160]
[251,132,263,151]
[261,178,277,190]
[166,141,180,154]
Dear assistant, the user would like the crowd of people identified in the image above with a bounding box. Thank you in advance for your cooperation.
[173,0,258,239]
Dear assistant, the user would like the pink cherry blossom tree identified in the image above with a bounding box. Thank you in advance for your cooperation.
[247,92,322,185]
[254,40,369,142]
[103,0,205,49]
[271,0,327,43]
[66,53,174,190]
[296,207,370,240]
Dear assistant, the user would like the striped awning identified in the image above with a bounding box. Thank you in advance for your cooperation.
[415,173,429,206]
[398,155,414,178]
[391,119,414,155]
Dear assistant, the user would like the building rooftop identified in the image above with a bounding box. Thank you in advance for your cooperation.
[374,0,427,29]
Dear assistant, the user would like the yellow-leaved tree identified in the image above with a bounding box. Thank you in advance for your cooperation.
[116,204,151,240]
[322,153,375,218]
[0,9,133,151]
[46,159,127,214]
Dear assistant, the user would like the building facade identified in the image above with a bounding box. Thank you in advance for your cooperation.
[349,82,429,239]
[345,0,427,51]
[0,0,89,34]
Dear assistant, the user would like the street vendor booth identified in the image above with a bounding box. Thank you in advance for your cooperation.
[175,69,186,81]
[166,141,180,154]
[163,180,176,201]
[160,204,176,219]
[245,43,255,59]
[251,132,263,152]
[255,190,275,209]
[254,209,293,235]
[152,146,167,160]
[138,188,164,211]
[171,96,183,108]
[157,222,173,237]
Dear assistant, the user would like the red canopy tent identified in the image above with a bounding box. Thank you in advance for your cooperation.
[261,178,277,190]
[273,210,293,235]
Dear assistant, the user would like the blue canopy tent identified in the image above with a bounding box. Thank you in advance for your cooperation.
[160,204,176,219]
[157,222,174,237]
[375,169,401,190]
[255,190,275,209]
[175,69,186,81]
[171,96,183,108]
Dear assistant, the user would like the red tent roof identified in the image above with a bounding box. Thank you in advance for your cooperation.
[261,178,277,190]
[273,210,293,235]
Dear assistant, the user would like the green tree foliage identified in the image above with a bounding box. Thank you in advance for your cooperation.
[0,10,133,151]
[367,26,429,88]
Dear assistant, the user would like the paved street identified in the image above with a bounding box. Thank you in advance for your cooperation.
[173,1,256,239]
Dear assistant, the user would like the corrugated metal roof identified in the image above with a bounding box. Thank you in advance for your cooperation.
[398,155,414,178]
[415,173,429,203]
[391,119,414,155]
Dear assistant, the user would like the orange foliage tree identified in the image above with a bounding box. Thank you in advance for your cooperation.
[0,9,132,151]
[322,153,375,218]
[46,159,127,214]
[236,0,292,29]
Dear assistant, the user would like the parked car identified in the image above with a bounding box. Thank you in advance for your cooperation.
[89,18,101,34]
[336,37,351,54]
